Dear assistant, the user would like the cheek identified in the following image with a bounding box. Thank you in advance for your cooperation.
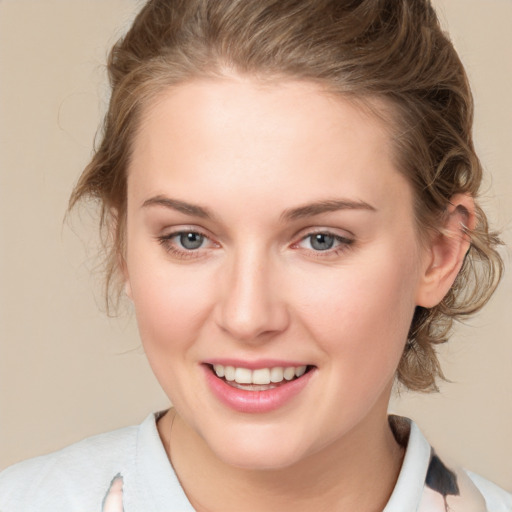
[127,249,215,359]
[127,261,219,405]
[293,249,418,378]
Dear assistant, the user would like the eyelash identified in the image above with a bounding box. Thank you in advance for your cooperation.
[157,230,212,260]
[156,229,354,260]
[291,231,354,259]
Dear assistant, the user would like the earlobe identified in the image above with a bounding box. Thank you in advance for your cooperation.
[119,255,133,300]
[124,279,133,300]
[416,194,475,308]
[110,207,132,300]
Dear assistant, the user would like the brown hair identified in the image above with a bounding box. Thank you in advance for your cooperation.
[69,0,503,392]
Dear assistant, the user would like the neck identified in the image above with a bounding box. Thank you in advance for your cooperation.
[158,406,404,512]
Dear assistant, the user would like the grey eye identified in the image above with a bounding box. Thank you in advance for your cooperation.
[310,233,335,251]
[179,232,205,250]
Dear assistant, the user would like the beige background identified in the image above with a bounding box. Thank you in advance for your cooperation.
[1,0,511,491]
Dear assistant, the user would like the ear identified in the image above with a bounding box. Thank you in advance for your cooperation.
[124,278,133,300]
[415,194,475,308]
[120,250,132,300]
[119,247,132,301]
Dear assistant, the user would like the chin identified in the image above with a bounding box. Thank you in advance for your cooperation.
[204,424,315,471]
[217,444,305,471]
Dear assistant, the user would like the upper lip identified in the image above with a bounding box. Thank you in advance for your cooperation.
[203,358,312,370]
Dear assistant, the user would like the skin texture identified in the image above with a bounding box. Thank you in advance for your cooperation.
[122,77,473,511]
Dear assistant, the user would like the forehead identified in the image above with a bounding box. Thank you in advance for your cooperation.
[128,77,410,218]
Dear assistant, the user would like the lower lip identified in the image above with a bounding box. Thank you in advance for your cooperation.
[203,365,315,413]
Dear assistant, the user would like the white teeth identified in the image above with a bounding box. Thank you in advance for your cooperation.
[213,364,224,378]
[212,364,309,385]
[252,368,270,385]
[234,367,252,384]
[295,365,307,377]
[270,367,284,383]
[283,367,296,381]
[224,366,235,381]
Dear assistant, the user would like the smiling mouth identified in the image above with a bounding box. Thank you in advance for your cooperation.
[208,364,313,391]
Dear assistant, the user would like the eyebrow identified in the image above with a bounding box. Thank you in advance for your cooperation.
[281,199,377,221]
[141,195,214,219]
[142,195,376,222]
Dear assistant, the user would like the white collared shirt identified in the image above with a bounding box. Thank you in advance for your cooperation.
[1,413,510,511]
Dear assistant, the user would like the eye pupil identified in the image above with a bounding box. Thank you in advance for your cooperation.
[311,233,335,251]
[179,232,204,250]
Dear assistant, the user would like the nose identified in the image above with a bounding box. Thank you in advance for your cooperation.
[215,248,290,342]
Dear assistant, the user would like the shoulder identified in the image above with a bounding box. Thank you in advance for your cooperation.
[465,470,512,512]
[0,422,139,511]
[0,411,195,512]
[387,416,512,512]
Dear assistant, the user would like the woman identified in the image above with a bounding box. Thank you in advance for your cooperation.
[0,0,510,510]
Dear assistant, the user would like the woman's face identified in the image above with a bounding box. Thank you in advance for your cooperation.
[124,78,430,469]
